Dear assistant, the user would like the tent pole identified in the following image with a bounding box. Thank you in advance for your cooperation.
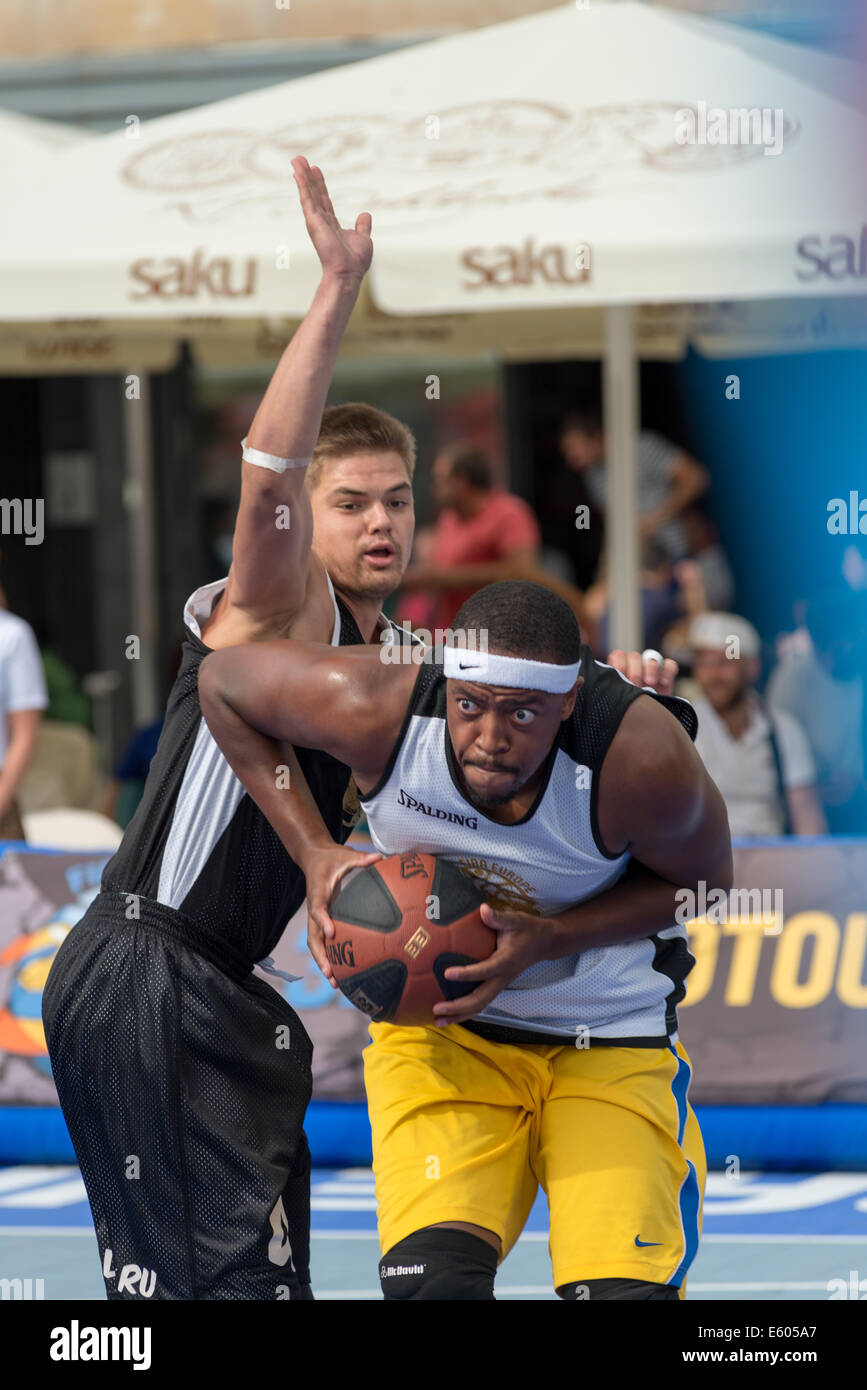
[603,305,641,653]
[123,370,159,726]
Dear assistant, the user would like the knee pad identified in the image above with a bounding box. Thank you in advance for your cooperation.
[557,1277,679,1301]
[380,1229,497,1300]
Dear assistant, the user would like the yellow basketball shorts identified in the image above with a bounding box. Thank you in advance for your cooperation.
[364,1022,705,1294]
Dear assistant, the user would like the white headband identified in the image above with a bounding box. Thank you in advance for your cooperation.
[442,646,581,694]
[240,436,312,473]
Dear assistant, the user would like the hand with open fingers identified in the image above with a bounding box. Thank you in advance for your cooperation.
[291,155,373,282]
[432,902,554,1027]
[605,647,679,695]
[304,844,382,986]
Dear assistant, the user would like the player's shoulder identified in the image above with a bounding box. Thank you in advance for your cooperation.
[598,693,705,839]
[582,650,698,735]
[584,660,699,782]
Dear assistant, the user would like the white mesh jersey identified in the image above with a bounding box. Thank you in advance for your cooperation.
[359,645,700,1045]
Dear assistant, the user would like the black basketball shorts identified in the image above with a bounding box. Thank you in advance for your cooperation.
[42,890,313,1300]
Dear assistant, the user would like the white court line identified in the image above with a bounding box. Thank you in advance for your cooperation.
[701,1234,867,1244]
[4,1227,867,1246]
[311,1198,378,1211]
[316,1287,552,1298]
[0,1167,78,1195]
[312,1281,834,1299]
[317,1291,390,1299]
[310,1231,867,1244]
[0,1227,96,1237]
[0,1179,88,1208]
[690,1281,829,1291]
[311,1230,379,1239]
[313,1183,376,1196]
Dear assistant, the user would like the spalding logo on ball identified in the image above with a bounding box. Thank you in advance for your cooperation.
[327,852,496,1026]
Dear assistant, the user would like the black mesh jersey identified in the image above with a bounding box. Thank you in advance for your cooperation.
[102,577,383,966]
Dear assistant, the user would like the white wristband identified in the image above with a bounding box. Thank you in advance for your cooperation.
[240,437,312,474]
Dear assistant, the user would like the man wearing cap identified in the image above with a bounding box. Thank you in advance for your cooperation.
[689,612,826,837]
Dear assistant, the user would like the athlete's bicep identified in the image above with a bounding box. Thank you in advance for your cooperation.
[222,461,315,622]
[604,700,733,893]
[198,641,400,772]
[627,764,732,896]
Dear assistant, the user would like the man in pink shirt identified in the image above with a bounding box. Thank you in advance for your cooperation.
[401,444,541,631]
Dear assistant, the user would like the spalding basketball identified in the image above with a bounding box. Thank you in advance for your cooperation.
[327,851,495,1026]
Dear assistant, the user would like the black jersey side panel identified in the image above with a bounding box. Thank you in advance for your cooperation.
[102,593,367,964]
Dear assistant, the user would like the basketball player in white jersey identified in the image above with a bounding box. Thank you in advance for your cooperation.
[199,580,732,1300]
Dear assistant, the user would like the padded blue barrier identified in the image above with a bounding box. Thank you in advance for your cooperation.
[2,1101,866,1171]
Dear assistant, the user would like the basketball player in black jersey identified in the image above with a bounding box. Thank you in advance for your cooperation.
[42,156,678,1301]
[40,158,417,1301]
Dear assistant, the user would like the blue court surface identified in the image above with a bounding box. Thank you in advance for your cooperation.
[2,1166,867,1299]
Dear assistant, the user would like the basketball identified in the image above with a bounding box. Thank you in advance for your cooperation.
[327,851,496,1026]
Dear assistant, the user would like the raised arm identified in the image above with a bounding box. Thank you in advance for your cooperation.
[204,158,373,643]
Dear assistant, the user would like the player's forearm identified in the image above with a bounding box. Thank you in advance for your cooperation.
[414,557,542,592]
[542,860,719,959]
[198,661,337,867]
[245,273,362,461]
[406,561,511,592]
[652,463,709,527]
[0,715,41,820]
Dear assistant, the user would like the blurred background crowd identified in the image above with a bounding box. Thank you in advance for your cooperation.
[3,378,865,847]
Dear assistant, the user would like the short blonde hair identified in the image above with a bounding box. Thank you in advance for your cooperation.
[306,402,416,490]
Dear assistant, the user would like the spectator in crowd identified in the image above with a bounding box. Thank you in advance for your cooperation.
[102,640,184,828]
[679,503,735,612]
[0,598,49,841]
[766,589,867,836]
[102,716,165,829]
[583,539,683,657]
[0,553,90,727]
[400,443,542,631]
[393,524,438,632]
[689,612,826,838]
[558,407,711,566]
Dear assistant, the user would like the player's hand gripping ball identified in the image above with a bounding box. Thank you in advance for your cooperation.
[327,852,496,1025]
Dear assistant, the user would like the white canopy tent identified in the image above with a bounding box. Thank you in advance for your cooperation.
[2,1,865,646]
[4,108,92,164]
[2,4,864,332]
